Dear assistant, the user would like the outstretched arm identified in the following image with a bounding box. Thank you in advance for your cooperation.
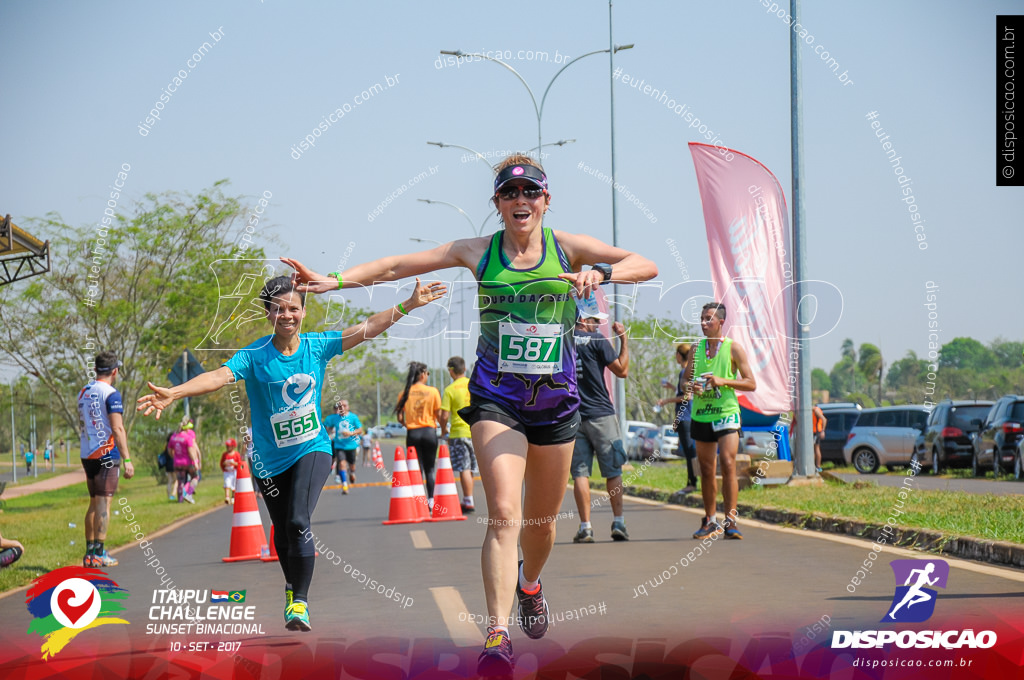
[553,231,658,299]
[283,238,486,295]
[136,366,236,419]
[340,278,447,352]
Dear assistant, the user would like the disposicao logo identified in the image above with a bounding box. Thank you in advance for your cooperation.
[832,559,997,650]
[25,566,129,659]
[884,558,948,623]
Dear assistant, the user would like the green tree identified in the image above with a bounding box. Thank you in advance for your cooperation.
[0,182,273,465]
[811,368,831,392]
[858,343,883,404]
[938,337,995,372]
[991,338,1024,369]
[622,314,698,425]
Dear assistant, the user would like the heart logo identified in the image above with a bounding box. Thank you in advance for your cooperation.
[56,588,95,626]
[50,578,101,629]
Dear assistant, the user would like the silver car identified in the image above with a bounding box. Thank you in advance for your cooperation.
[843,405,930,474]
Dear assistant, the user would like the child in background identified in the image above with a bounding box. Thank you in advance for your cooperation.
[220,439,242,504]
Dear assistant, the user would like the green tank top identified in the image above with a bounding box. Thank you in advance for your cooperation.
[474,227,576,348]
[691,337,741,422]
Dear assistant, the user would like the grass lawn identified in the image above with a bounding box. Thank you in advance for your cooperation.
[620,461,1024,545]
[0,473,224,593]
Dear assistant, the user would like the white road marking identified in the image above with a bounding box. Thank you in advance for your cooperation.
[410,529,432,549]
[430,586,484,644]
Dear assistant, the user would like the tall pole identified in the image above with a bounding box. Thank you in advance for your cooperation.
[791,0,813,477]
[182,349,190,421]
[376,361,382,428]
[9,380,16,484]
[609,0,626,431]
[27,382,36,478]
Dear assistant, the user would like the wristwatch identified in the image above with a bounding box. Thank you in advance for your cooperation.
[592,263,613,282]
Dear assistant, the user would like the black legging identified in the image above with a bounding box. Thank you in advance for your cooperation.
[406,427,438,499]
[256,451,331,603]
[677,421,698,487]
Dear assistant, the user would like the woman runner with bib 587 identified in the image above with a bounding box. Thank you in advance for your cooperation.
[284,153,657,674]
[137,275,445,632]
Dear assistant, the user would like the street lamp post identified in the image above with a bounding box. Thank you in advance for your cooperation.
[428,139,576,170]
[438,47,632,154]
[26,381,36,478]
[8,380,15,484]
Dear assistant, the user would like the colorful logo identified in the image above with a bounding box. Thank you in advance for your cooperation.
[25,566,129,659]
[883,559,949,623]
[282,373,316,407]
[512,166,524,176]
[211,589,246,603]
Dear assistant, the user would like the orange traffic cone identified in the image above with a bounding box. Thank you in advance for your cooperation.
[372,442,384,470]
[431,443,467,522]
[382,447,427,525]
[405,446,431,520]
[223,462,268,562]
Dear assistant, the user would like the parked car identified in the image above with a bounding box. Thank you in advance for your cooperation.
[377,422,407,439]
[624,420,656,457]
[972,395,1024,477]
[625,420,658,440]
[626,426,661,461]
[818,406,862,466]
[843,405,930,474]
[659,425,679,459]
[818,402,862,412]
[1016,439,1024,481]
[914,400,993,474]
[740,430,778,458]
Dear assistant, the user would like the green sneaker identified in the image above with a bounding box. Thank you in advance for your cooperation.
[284,601,311,631]
[283,588,293,622]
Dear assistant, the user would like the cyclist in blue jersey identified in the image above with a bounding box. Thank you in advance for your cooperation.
[137,275,444,631]
[284,153,657,674]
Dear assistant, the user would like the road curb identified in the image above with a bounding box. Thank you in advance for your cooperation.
[591,481,1024,570]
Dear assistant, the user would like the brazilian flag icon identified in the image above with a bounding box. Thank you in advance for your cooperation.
[228,590,246,602]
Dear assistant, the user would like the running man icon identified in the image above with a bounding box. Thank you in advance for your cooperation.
[884,559,949,623]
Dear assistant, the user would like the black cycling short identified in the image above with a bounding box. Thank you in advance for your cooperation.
[459,399,581,446]
[691,419,741,443]
[82,458,120,497]
[340,448,358,466]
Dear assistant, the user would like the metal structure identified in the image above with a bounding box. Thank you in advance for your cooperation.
[0,214,50,286]
[790,0,813,477]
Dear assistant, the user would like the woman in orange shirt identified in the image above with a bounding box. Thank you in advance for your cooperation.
[396,361,441,505]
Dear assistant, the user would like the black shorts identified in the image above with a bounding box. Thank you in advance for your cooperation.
[814,431,824,444]
[459,399,581,446]
[82,458,120,497]
[691,419,741,443]
[340,448,357,465]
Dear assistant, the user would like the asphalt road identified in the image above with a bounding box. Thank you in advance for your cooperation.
[2,472,1023,678]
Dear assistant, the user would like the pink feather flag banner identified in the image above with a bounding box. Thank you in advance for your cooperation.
[688,142,795,415]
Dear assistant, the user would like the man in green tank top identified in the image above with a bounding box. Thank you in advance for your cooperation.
[685,302,757,540]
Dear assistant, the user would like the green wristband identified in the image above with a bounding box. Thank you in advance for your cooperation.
[328,272,343,289]
[397,302,408,315]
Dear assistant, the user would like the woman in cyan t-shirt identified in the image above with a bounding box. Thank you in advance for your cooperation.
[137,275,443,632]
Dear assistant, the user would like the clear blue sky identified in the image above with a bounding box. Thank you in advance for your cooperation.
[1,0,1020,380]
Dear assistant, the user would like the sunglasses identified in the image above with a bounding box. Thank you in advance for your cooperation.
[497,185,546,201]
